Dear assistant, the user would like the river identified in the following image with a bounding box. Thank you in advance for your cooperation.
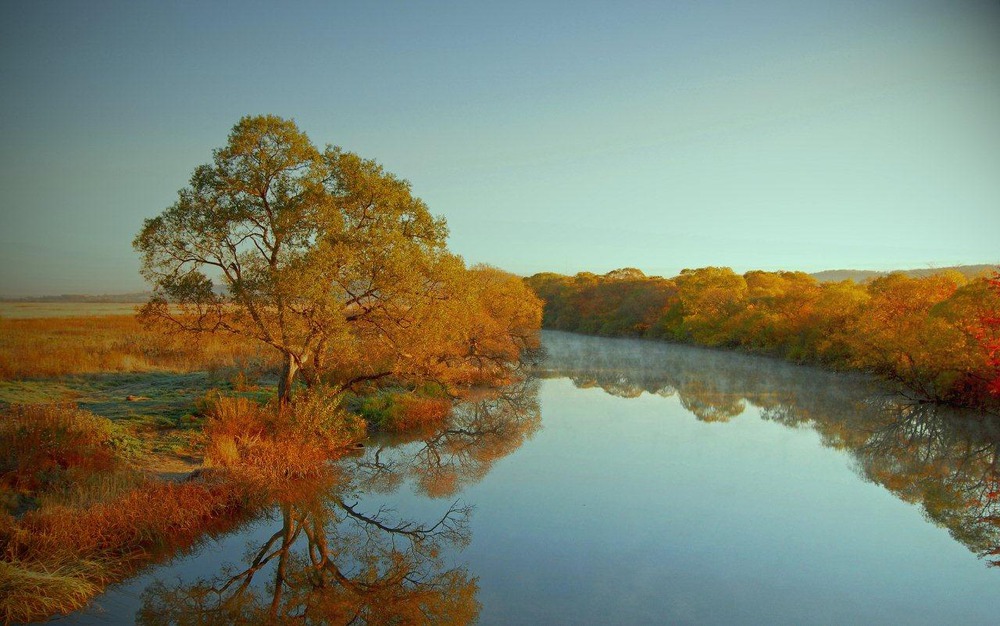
[65,330,1000,624]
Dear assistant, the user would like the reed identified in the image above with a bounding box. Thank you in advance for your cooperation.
[0,315,274,380]
[0,474,259,623]
[0,557,103,625]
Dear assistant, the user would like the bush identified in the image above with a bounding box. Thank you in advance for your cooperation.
[0,404,132,510]
[357,390,453,433]
[386,395,453,432]
[203,389,365,483]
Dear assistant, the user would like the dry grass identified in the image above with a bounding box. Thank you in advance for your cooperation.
[0,402,263,623]
[0,557,102,624]
[204,391,366,484]
[36,471,149,511]
[385,395,453,432]
[0,314,459,621]
[0,302,140,319]
[4,477,252,564]
[0,315,274,380]
[0,475,258,623]
[0,404,125,507]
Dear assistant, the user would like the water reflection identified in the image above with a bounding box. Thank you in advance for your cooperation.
[137,484,476,624]
[351,380,541,499]
[133,382,540,625]
[84,333,1000,623]
[857,399,1000,565]
[539,331,1000,567]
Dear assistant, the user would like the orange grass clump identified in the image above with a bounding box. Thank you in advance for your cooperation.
[357,390,455,433]
[384,395,453,433]
[3,477,252,565]
[0,402,264,623]
[0,315,273,380]
[0,404,121,505]
[203,391,366,484]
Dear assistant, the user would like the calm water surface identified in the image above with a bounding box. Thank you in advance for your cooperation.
[67,331,1000,624]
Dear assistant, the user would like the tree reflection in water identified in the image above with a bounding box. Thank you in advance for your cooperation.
[349,380,541,499]
[540,330,1000,567]
[136,382,541,625]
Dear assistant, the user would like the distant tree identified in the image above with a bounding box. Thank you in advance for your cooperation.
[523,273,576,330]
[799,279,869,364]
[987,272,1000,396]
[524,265,1000,410]
[735,271,821,356]
[673,267,748,346]
[135,115,539,404]
[848,272,964,400]
[603,267,646,281]
[952,271,1000,398]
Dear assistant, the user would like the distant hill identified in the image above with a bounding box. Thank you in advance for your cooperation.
[810,264,996,283]
[0,292,153,303]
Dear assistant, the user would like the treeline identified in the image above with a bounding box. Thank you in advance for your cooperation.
[526,266,1000,409]
[541,331,1000,567]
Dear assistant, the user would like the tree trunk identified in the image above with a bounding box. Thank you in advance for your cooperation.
[278,354,298,405]
[270,504,294,617]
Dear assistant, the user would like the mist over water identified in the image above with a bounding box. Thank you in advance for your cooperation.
[70,331,1000,624]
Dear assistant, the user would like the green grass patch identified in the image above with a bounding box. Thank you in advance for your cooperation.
[0,371,275,426]
[0,371,276,476]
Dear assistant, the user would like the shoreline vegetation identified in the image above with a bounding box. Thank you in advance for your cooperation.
[1,114,545,623]
[525,266,1000,413]
[1,112,995,622]
[0,305,543,621]
[2,303,996,621]
[0,312,539,623]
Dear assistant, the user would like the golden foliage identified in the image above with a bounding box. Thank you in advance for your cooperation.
[134,116,542,405]
[527,266,1000,409]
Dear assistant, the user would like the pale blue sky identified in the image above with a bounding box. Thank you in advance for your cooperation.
[1,1,997,296]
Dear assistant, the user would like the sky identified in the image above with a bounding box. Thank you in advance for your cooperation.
[1,0,998,296]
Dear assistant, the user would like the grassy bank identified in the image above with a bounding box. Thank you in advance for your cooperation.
[0,312,476,622]
[0,403,268,623]
[0,392,382,622]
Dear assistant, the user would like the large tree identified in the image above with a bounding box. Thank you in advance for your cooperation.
[135,115,539,403]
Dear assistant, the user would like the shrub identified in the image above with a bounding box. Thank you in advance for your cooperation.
[357,390,453,433]
[203,390,365,483]
[385,395,453,432]
[0,404,127,508]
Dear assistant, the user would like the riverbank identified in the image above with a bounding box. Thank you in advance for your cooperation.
[0,311,513,622]
[526,268,1000,412]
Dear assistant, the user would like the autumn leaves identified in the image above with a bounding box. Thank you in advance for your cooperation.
[527,267,1000,410]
